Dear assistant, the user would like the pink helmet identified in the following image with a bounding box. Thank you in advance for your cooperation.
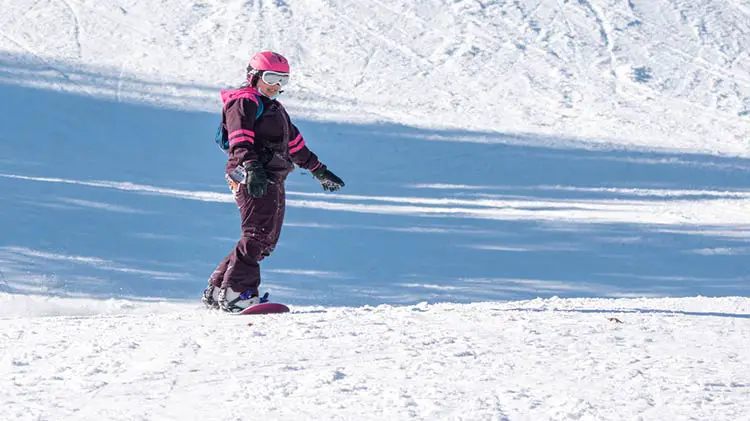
[248,51,290,73]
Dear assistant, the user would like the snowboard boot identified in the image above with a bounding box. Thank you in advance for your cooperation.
[201,284,219,309]
[218,289,270,313]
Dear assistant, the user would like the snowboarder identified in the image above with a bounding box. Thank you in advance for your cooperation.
[202,51,345,312]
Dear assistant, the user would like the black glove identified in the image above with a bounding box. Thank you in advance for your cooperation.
[312,165,345,192]
[243,161,268,197]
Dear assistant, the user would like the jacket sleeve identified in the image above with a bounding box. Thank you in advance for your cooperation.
[224,98,259,174]
[287,123,323,172]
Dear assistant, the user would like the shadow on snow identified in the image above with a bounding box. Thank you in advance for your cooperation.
[1,52,748,306]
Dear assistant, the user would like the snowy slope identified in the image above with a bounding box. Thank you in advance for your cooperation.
[1,0,749,154]
[1,0,749,419]
[1,294,749,421]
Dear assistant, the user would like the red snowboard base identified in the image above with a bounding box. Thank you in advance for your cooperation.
[238,302,290,315]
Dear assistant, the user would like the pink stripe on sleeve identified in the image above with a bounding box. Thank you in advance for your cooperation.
[229,135,255,146]
[288,139,306,154]
[288,134,303,147]
[229,129,255,139]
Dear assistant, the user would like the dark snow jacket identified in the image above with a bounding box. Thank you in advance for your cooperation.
[220,86,322,182]
[210,86,325,294]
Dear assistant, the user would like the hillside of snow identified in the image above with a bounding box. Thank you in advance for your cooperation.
[0,0,748,419]
[2,0,749,154]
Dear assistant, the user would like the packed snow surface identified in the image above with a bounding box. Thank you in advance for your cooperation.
[1,294,749,421]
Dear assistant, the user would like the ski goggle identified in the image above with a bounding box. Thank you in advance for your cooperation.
[260,70,290,87]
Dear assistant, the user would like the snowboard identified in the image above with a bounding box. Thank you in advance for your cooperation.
[238,302,290,315]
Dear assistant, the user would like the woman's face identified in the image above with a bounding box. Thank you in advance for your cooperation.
[257,77,282,98]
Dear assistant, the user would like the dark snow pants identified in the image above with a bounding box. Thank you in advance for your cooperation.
[209,181,286,294]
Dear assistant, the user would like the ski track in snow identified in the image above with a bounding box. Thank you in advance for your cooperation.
[58,0,83,59]
[582,0,617,86]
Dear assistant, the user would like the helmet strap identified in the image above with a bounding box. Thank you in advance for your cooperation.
[247,69,260,87]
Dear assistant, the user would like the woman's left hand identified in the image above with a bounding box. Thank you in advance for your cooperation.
[312,165,345,192]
